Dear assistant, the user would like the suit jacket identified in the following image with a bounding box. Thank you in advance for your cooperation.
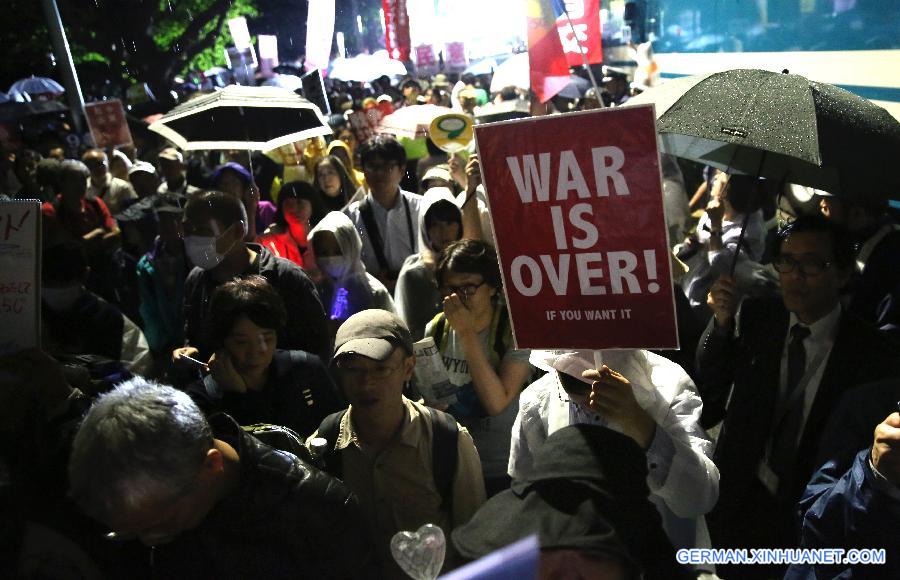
[696,297,900,538]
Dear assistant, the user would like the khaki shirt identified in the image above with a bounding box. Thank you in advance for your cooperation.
[313,397,486,578]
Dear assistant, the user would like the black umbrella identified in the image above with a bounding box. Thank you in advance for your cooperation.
[626,69,900,202]
[148,85,332,151]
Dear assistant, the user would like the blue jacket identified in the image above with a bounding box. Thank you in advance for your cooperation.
[136,237,186,353]
[786,450,900,579]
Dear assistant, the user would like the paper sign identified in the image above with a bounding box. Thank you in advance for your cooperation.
[301,69,332,115]
[429,113,474,153]
[474,105,678,350]
[440,535,539,580]
[258,34,279,77]
[228,17,252,50]
[84,100,133,149]
[415,44,437,69]
[0,200,41,355]
[445,42,468,69]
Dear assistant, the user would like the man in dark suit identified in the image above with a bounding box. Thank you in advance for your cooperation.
[697,215,900,579]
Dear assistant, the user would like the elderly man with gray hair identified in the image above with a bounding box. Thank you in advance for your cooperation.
[68,377,375,578]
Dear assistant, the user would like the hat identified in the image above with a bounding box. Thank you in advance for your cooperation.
[212,161,252,185]
[158,147,184,163]
[333,309,413,361]
[128,160,156,176]
[421,164,451,185]
[451,425,684,578]
[431,74,450,87]
[601,66,628,83]
[154,192,186,214]
[111,149,133,168]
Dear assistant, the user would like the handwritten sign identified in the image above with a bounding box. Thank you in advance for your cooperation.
[474,105,678,350]
[84,99,133,149]
[0,200,41,354]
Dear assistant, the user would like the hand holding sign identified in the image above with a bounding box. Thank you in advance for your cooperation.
[582,365,656,449]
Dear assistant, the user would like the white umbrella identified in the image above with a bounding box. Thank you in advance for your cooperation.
[263,74,304,91]
[377,104,452,139]
[329,53,407,82]
[148,85,332,151]
[489,53,529,92]
[9,76,65,96]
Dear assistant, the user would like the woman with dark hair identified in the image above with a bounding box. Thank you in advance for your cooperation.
[424,239,533,497]
[314,155,356,212]
[187,275,342,437]
[257,181,326,270]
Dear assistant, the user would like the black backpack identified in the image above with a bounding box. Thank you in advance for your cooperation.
[316,406,459,509]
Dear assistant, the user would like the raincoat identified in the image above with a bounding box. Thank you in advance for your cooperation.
[308,211,395,323]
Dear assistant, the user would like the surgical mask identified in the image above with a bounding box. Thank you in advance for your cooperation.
[318,256,350,279]
[42,285,83,311]
[183,224,239,270]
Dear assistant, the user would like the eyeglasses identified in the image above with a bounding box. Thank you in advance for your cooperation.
[335,360,403,380]
[772,255,833,276]
[440,281,485,299]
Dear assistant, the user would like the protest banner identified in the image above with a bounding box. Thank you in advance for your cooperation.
[84,100,133,149]
[0,200,41,355]
[301,69,331,115]
[557,0,602,67]
[474,105,678,350]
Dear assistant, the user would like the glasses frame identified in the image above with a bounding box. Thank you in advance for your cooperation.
[772,255,833,276]
[440,281,485,300]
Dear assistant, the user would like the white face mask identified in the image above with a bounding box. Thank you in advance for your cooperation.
[318,256,350,280]
[184,225,238,270]
[43,285,83,311]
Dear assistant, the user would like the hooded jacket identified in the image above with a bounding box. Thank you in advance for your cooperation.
[308,211,395,322]
[395,187,461,340]
[326,140,366,189]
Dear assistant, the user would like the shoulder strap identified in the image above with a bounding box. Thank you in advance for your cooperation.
[429,312,447,351]
[317,409,347,479]
[401,193,415,252]
[359,197,390,273]
[491,306,511,361]
[427,407,459,510]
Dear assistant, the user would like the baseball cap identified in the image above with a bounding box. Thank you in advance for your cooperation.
[333,309,413,361]
[128,160,157,176]
[158,147,184,163]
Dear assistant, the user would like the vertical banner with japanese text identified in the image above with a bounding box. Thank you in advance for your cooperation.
[0,200,40,355]
[474,106,678,350]
[305,0,335,72]
[382,0,411,62]
[557,0,602,66]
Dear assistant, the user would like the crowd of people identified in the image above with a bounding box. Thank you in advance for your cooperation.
[2,66,900,580]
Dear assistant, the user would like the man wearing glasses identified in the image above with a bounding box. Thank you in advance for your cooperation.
[698,215,900,579]
[310,309,485,579]
[344,136,422,293]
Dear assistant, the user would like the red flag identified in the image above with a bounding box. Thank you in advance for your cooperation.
[526,0,571,103]
[556,0,602,67]
[382,0,411,62]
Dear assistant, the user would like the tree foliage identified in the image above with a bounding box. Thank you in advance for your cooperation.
[58,0,258,96]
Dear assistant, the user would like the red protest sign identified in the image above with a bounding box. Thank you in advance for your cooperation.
[84,99,133,149]
[474,105,678,350]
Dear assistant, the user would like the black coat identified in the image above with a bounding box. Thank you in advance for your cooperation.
[696,297,900,549]
[104,414,376,579]
[183,244,328,359]
[187,350,344,439]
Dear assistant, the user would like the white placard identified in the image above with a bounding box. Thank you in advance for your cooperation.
[0,200,41,354]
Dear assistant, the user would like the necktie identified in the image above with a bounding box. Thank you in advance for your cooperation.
[769,324,811,491]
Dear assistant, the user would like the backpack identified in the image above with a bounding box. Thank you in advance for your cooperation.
[242,423,315,464]
[316,406,459,509]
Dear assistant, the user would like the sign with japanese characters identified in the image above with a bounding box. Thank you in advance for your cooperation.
[84,100,133,149]
[0,200,40,354]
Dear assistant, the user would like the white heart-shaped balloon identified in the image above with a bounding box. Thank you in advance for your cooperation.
[390,523,446,580]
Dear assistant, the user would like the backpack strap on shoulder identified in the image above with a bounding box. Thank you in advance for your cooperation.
[427,407,459,510]
[359,197,390,275]
[316,409,347,479]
